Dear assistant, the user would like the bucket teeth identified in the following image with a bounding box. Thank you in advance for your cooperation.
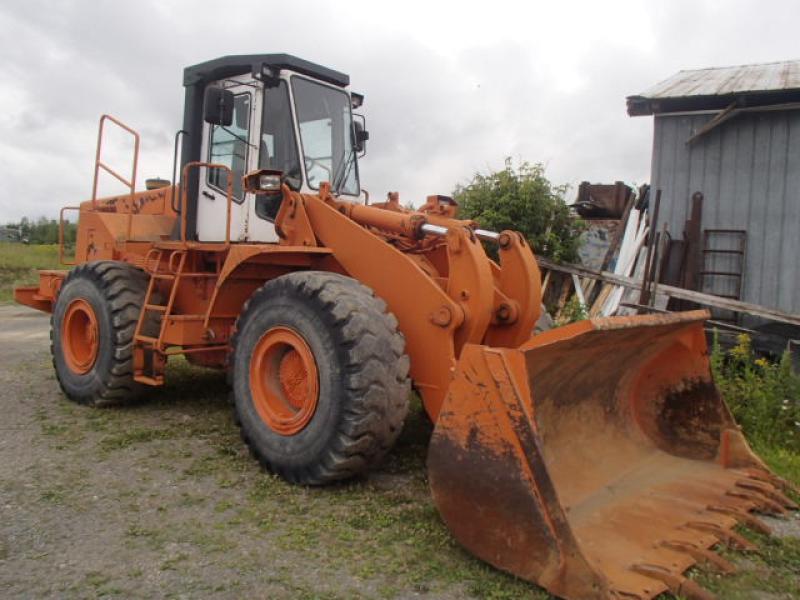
[685,521,757,551]
[742,469,800,498]
[660,540,736,574]
[736,479,798,509]
[631,564,715,600]
[726,490,787,516]
[707,504,772,535]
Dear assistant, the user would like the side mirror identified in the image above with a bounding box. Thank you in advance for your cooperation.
[353,118,369,155]
[203,86,234,126]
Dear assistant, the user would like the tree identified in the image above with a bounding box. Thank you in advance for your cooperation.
[453,159,583,262]
[2,217,75,245]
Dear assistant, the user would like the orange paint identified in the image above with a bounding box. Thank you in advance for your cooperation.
[249,326,319,436]
[61,299,99,375]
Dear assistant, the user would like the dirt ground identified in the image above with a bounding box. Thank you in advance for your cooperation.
[0,305,798,599]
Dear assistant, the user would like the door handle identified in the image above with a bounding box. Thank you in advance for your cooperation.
[202,191,216,200]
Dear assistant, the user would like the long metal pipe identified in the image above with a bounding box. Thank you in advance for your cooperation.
[420,223,449,236]
[420,223,500,243]
[474,229,500,242]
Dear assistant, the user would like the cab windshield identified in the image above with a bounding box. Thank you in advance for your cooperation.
[291,76,359,196]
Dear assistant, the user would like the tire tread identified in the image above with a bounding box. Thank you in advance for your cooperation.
[231,271,410,485]
[51,261,148,406]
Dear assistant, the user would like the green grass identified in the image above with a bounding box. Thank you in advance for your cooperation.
[30,353,800,599]
[691,528,800,599]
[0,242,63,302]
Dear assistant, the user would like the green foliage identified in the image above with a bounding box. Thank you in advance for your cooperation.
[711,333,800,452]
[555,295,586,326]
[453,158,584,262]
[3,216,76,245]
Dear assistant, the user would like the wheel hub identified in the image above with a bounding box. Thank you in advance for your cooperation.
[249,326,319,435]
[62,298,100,375]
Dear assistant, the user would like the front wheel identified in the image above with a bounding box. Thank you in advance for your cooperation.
[51,261,149,406]
[231,272,411,485]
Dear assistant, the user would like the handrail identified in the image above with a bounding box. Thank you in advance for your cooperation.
[91,115,141,238]
[180,162,234,245]
[170,129,189,213]
[91,115,140,206]
[58,206,81,265]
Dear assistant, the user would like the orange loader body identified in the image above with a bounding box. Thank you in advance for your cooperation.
[16,64,797,600]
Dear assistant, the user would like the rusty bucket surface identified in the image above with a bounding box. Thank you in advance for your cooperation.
[428,310,797,600]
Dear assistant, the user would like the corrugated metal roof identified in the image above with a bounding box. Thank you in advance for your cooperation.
[639,60,800,99]
[628,60,800,116]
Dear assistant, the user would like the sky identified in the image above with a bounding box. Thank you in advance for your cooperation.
[0,0,798,222]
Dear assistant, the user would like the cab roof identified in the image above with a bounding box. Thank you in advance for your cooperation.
[183,54,350,88]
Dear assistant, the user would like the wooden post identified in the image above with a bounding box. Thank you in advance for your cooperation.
[639,189,661,305]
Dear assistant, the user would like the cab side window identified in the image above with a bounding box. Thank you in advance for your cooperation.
[208,93,251,202]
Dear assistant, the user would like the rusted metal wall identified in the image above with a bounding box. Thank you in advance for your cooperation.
[651,108,800,317]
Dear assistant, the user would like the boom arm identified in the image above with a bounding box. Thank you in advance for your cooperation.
[272,183,542,419]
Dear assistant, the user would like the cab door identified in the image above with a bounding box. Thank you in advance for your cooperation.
[244,79,299,243]
[196,81,256,242]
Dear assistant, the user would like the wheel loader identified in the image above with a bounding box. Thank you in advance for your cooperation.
[15,54,797,599]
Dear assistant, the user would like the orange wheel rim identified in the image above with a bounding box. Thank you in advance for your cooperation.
[62,298,99,375]
[249,326,319,435]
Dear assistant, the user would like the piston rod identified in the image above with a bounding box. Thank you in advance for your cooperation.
[420,223,449,236]
[420,223,500,242]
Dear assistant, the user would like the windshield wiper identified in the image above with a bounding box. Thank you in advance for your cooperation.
[332,146,356,196]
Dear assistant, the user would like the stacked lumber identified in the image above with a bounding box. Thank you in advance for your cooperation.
[543,184,665,321]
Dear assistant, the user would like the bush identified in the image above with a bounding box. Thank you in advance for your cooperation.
[554,295,587,326]
[711,333,800,452]
[452,159,583,262]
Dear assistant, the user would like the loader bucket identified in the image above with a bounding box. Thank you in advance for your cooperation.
[428,310,797,600]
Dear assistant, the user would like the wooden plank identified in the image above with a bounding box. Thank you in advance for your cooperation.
[682,191,703,293]
[639,189,661,305]
[536,256,800,327]
[571,274,587,310]
[687,102,739,144]
[598,191,635,271]
[541,270,551,296]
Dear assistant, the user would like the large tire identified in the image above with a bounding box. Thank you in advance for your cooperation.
[231,271,411,485]
[51,261,149,406]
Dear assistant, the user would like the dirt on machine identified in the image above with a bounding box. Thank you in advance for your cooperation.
[15,54,797,599]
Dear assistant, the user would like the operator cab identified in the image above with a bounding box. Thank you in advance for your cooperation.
[181,54,368,243]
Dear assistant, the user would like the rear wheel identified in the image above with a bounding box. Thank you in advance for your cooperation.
[231,271,411,485]
[51,261,149,406]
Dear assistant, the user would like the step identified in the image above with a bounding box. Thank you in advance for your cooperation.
[165,314,207,321]
[135,335,159,345]
[134,374,164,386]
[144,304,168,312]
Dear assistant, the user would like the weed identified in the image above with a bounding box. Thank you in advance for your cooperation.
[711,333,800,451]
[40,489,66,504]
[99,427,176,451]
[555,294,587,326]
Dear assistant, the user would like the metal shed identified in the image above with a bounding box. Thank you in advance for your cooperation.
[628,60,800,324]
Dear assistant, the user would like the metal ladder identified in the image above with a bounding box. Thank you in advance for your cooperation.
[133,249,188,384]
[700,229,747,323]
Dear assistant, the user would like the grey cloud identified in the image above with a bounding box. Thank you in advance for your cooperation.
[1,0,798,221]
